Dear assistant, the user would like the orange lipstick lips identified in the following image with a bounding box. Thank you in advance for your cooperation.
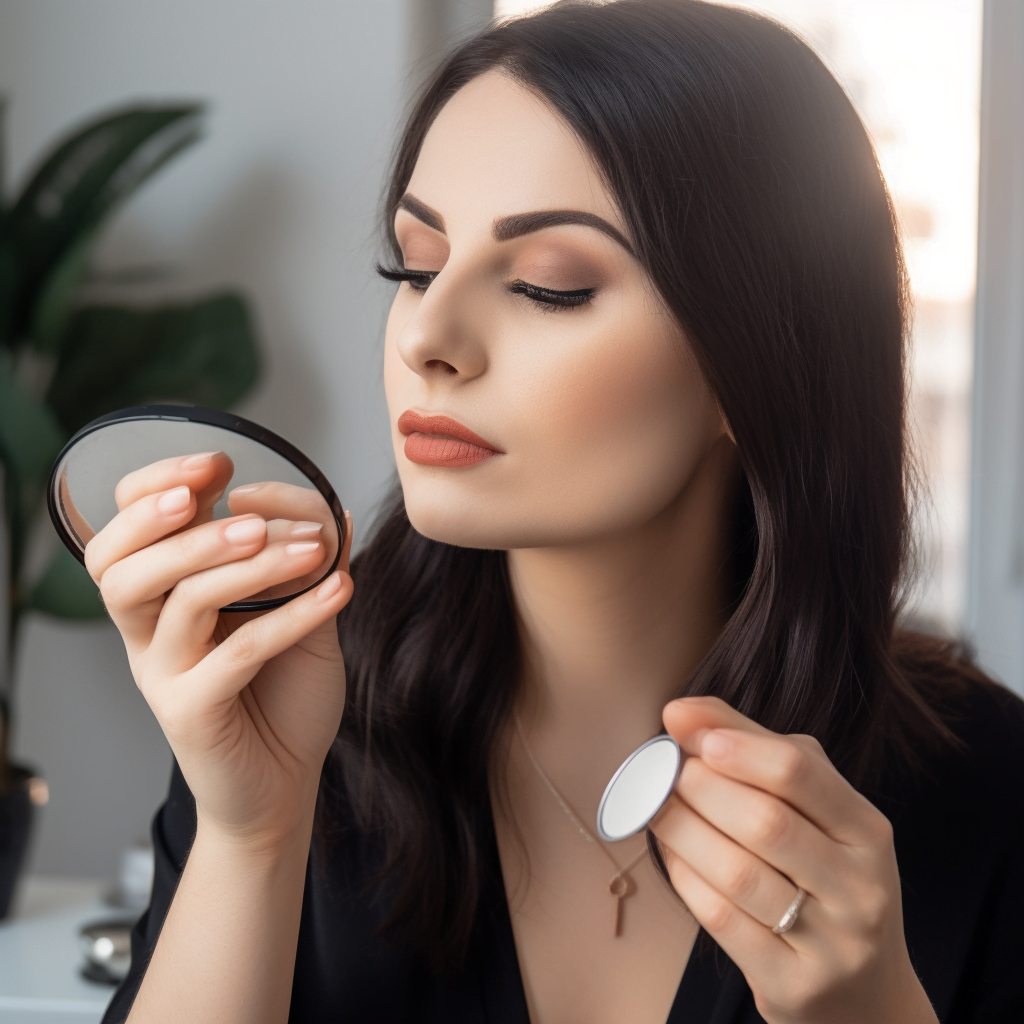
[398,410,503,467]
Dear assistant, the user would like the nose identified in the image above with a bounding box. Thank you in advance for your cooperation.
[395,268,488,381]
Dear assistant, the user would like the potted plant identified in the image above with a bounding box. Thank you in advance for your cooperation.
[0,101,261,916]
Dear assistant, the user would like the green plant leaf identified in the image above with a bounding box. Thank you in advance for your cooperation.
[24,544,106,619]
[0,348,67,583]
[7,104,203,348]
[28,224,99,352]
[0,234,13,350]
[0,348,66,489]
[46,293,261,434]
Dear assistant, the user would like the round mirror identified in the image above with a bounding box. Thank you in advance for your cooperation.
[596,734,682,842]
[47,405,345,612]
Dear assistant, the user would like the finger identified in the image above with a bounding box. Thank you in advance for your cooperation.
[187,570,353,705]
[99,515,322,649]
[659,844,795,975]
[114,452,233,512]
[227,481,331,524]
[663,695,773,756]
[651,792,802,932]
[181,480,229,529]
[149,534,329,672]
[259,518,333,599]
[228,481,341,573]
[677,755,847,902]
[699,728,880,845]
[86,485,198,584]
[98,514,270,641]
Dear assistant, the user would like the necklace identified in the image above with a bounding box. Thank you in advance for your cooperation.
[514,715,649,938]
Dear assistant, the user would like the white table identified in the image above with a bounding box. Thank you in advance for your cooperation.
[0,877,121,1024]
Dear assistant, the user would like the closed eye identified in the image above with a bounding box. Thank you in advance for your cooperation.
[376,264,595,310]
[506,279,595,310]
[376,265,437,292]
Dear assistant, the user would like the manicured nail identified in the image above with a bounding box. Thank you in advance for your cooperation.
[702,731,732,760]
[181,451,218,469]
[317,572,342,599]
[224,518,266,545]
[231,483,265,495]
[289,521,324,539]
[156,485,191,514]
[285,541,320,557]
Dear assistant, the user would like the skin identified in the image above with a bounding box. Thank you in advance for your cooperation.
[88,69,937,1024]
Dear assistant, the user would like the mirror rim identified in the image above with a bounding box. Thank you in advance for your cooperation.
[596,733,682,842]
[47,404,347,613]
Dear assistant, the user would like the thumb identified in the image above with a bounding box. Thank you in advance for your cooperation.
[662,695,773,756]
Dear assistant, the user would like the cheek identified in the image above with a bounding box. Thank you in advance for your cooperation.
[382,284,723,550]
[500,307,721,536]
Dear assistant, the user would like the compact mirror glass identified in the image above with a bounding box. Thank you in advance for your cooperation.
[47,405,345,612]
[596,734,682,842]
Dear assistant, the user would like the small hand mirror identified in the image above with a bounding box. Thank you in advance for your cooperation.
[596,734,682,842]
[47,405,345,612]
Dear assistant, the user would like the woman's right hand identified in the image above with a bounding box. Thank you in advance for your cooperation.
[84,450,354,851]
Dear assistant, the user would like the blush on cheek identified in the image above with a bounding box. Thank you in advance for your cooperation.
[511,313,719,529]
[555,331,704,455]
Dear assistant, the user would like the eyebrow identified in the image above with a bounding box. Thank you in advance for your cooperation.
[397,194,445,233]
[397,193,635,256]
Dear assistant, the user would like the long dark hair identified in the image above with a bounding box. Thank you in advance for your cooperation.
[324,0,965,969]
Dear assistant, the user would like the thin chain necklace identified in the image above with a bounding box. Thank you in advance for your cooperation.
[514,714,649,938]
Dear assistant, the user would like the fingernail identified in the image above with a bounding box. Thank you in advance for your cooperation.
[224,518,266,545]
[285,541,321,557]
[231,483,265,495]
[317,572,342,599]
[157,485,191,514]
[702,731,732,760]
[181,451,218,469]
[289,521,324,539]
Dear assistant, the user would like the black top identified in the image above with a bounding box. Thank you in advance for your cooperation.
[104,678,1024,1024]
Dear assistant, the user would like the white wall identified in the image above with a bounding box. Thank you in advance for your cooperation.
[967,0,1024,696]
[0,0,413,878]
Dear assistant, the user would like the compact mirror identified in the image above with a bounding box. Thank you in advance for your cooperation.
[596,734,683,842]
[47,405,345,612]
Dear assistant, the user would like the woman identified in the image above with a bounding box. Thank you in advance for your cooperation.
[98,3,1023,1022]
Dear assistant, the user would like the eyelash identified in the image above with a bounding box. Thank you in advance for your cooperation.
[375,265,595,310]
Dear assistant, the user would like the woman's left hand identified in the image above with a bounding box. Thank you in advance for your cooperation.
[649,696,939,1024]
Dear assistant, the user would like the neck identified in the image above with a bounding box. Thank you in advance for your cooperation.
[507,436,740,791]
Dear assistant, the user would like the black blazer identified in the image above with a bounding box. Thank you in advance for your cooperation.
[104,678,1024,1024]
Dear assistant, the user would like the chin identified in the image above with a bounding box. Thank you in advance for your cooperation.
[402,488,526,550]
[398,480,544,550]
[395,447,705,552]
[399,478,637,551]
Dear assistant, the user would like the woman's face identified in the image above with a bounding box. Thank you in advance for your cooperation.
[383,71,729,550]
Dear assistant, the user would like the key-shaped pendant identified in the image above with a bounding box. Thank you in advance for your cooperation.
[609,874,631,937]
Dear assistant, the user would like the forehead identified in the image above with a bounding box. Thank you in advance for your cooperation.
[405,70,624,234]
